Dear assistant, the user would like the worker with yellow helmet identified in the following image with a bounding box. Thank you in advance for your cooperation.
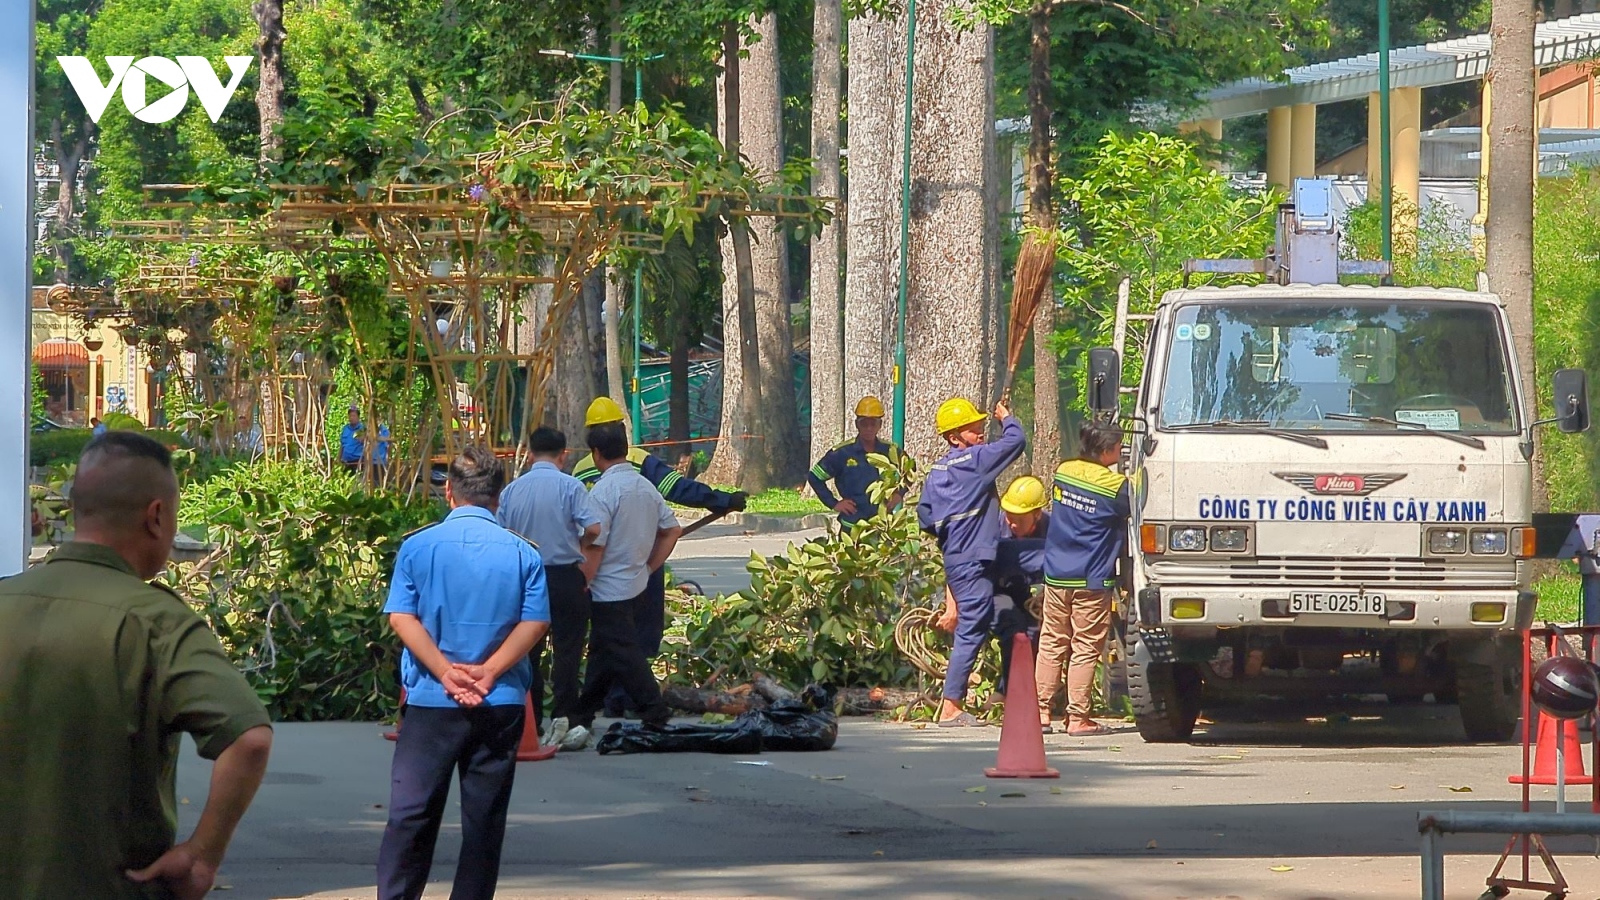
[915,396,1027,727]
[571,396,747,716]
[806,396,910,527]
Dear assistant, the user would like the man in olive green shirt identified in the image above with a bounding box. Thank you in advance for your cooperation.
[0,432,274,900]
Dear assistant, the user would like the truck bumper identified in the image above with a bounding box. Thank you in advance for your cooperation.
[1137,585,1535,632]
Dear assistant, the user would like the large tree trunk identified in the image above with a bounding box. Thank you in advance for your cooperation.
[706,22,773,490]
[1026,5,1059,475]
[48,118,89,279]
[551,272,602,442]
[252,0,286,161]
[901,0,1001,464]
[602,0,628,414]
[669,335,691,455]
[809,0,846,461]
[842,10,902,433]
[1486,0,1539,505]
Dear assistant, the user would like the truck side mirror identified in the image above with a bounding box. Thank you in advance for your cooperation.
[1554,368,1591,434]
[1087,348,1121,414]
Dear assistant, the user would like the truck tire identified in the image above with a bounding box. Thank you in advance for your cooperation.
[1455,638,1522,743]
[1127,634,1203,742]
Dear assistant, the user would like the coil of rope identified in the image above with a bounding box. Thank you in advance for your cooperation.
[894,605,951,680]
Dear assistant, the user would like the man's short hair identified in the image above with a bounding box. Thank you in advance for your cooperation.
[586,422,628,462]
[74,431,177,523]
[1078,421,1124,461]
[529,426,566,456]
[449,445,505,506]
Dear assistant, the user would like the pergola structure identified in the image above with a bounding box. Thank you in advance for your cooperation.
[1185,13,1600,221]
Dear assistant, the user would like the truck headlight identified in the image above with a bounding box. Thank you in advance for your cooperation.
[1428,528,1468,555]
[1209,526,1250,553]
[1170,526,1207,552]
[1470,528,1508,555]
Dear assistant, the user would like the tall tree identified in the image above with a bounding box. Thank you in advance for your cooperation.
[254,0,287,160]
[1025,6,1060,473]
[35,0,103,281]
[604,0,629,413]
[808,0,846,460]
[1486,0,1539,500]
[705,20,773,489]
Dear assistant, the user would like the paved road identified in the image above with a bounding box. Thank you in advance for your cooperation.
[185,701,1600,900]
[666,522,824,598]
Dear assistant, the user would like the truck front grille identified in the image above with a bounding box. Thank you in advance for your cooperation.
[1150,556,1518,590]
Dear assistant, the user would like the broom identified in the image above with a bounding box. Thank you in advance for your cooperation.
[995,231,1059,405]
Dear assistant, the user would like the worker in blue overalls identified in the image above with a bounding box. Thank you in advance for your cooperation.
[807,396,910,527]
[917,397,1026,727]
[572,397,746,715]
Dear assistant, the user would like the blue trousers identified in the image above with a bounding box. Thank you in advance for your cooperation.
[376,704,524,900]
[944,560,998,701]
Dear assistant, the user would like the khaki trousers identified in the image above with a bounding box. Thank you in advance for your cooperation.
[1035,586,1110,719]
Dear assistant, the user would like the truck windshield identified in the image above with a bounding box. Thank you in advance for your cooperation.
[1157,301,1519,434]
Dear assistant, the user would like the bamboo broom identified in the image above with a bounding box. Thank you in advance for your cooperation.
[995,231,1058,405]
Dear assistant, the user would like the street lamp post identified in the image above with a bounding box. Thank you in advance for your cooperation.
[1378,0,1393,264]
[541,49,663,439]
[892,0,917,447]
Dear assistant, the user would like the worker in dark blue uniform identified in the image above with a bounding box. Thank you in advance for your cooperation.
[572,397,746,714]
[807,396,911,526]
[917,397,1026,727]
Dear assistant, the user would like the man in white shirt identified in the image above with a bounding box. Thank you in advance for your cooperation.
[572,421,683,730]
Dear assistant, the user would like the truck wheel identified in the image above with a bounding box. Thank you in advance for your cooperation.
[1455,638,1522,743]
[1127,634,1203,742]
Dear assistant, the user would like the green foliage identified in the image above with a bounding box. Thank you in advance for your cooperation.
[100,411,144,430]
[30,427,186,467]
[1533,171,1600,514]
[663,457,944,688]
[1536,571,1581,625]
[1341,198,1478,290]
[168,459,443,720]
[30,363,46,425]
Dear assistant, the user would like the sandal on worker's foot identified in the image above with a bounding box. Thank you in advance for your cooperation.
[937,712,986,728]
[1065,722,1114,737]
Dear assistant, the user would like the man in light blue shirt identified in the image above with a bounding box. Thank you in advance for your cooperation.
[573,421,682,731]
[497,426,601,742]
[338,405,365,469]
[378,445,549,900]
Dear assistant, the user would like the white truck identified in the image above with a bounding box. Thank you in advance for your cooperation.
[1094,178,1591,743]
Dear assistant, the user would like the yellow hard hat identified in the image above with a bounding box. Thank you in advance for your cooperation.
[854,396,885,418]
[936,397,986,435]
[1001,476,1048,514]
[585,396,627,426]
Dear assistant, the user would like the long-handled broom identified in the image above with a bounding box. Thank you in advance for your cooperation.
[995,231,1059,405]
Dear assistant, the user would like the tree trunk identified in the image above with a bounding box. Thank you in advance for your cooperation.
[809,0,846,461]
[49,119,88,279]
[901,0,1001,464]
[706,21,772,490]
[1486,0,1540,506]
[252,0,286,161]
[843,10,902,433]
[669,333,691,455]
[1026,5,1059,476]
[602,0,628,414]
[552,272,601,442]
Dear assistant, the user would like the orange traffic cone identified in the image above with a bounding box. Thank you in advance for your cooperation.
[986,632,1060,779]
[383,688,407,742]
[517,692,558,762]
[1509,711,1592,785]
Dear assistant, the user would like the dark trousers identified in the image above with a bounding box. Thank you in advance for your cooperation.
[577,591,670,728]
[994,593,1041,697]
[528,564,590,722]
[603,566,666,713]
[376,704,524,900]
[944,559,998,702]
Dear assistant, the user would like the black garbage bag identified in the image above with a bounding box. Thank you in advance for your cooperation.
[735,683,838,752]
[595,720,764,755]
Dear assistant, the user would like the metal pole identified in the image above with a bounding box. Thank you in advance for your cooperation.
[1419,824,1443,900]
[631,63,645,438]
[1,2,34,575]
[891,0,916,448]
[1378,0,1394,264]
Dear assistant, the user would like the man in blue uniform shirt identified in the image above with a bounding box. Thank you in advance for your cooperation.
[338,405,365,470]
[572,397,745,715]
[377,445,550,900]
[917,397,1026,727]
[807,396,910,526]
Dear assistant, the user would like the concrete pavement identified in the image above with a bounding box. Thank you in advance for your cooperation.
[665,522,824,598]
[184,702,1600,899]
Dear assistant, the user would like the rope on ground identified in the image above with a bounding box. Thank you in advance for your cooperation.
[894,606,950,680]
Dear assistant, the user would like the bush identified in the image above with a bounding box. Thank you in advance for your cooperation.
[100,411,144,430]
[31,427,186,467]
[167,459,443,720]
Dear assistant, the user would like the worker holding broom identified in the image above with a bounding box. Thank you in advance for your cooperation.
[917,397,1027,727]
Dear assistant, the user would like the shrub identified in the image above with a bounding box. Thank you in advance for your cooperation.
[167,459,442,720]
[30,427,185,467]
[100,411,144,430]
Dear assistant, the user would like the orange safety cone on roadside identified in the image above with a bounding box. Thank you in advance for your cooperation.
[1509,710,1592,785]
[986,632,1060,779]
[517,692,558,762]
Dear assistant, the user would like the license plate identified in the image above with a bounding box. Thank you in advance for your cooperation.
[1289,592,1386,615]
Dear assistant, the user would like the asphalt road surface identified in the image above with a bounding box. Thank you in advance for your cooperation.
[185,701,1600,900]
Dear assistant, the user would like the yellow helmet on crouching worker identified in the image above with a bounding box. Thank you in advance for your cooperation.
[935,397,986,435]
[1001,476,1048,514]
[854,395,886,418]
[585,396,627,426]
